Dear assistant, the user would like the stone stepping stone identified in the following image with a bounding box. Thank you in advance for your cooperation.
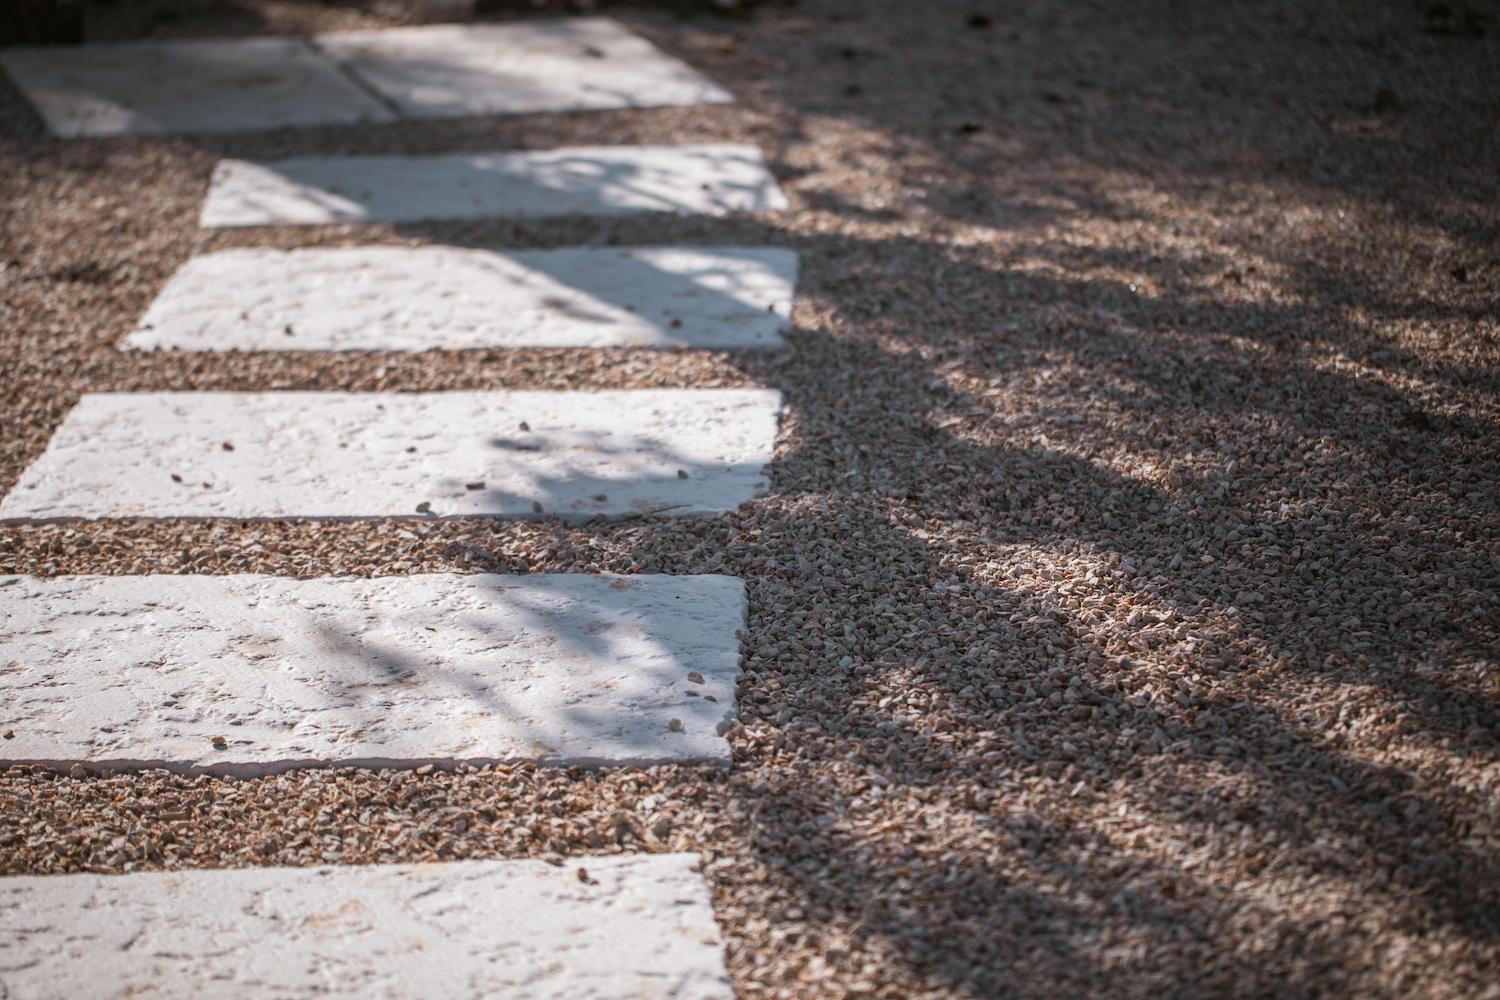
[0,37,396,138]
[0,854,732,998]
[199,143,788,228]
[127,246,798,351]
[0,389,780,521]
[316,18,734,119]
[0,573,743,773]
[1,19,733,138]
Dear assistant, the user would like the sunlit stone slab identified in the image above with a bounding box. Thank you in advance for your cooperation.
[0,572,743,772]
[318,18,734,118]
[0,389,780,521]
[126,246,798,351]
[0,854,732,998]
[199,143,788,227]
[0,37,394,137]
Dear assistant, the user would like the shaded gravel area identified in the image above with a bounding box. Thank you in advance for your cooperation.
[2,0,1499,996]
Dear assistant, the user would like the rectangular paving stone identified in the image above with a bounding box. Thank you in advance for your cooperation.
[199,143,789,227]
[127,245,798,351]
[0,389,780,521]
[0,37,395,138]
[317,18,734,118]
[0,573,743,773]
[0,854,732,998]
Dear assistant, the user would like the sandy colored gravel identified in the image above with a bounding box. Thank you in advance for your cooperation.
[2,1,1498,997]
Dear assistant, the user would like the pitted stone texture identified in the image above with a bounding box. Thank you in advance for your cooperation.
[127,246,798,351]
[317,19,734,119]
[0,37,395,138]
[0,573,743,772]
[0,389,780,521]
[199,143,789,228]
[0,854,732,998]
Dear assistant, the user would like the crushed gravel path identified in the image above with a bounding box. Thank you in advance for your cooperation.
[2,1,1498,996]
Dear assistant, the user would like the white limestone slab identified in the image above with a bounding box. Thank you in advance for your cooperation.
[318,18,734,119]
[0,389,779,521]
[0,854,732,999]
[199,143,788,228]
[0,37,395,138]
[127,245,798,351]
[0,573,743,772]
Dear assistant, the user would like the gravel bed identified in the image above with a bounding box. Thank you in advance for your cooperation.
[2,1,1498,997]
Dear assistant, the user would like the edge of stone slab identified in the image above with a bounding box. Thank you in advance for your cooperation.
[2,749,738,779]
[0,851,712,880]
[121,341,793,353]
[197,202,792,231]
[0,499,770,525]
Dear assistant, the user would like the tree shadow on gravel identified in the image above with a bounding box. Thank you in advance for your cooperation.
[2,0,1498,995]
[7,203,1496,992]
[352,204,1497,991]
[701,325,1500,992]
[580,1,1497,987]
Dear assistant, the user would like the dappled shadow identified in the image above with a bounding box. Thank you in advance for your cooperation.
[0,34,394,138]
[200,143,785,227]
[1,13,730,137]
[315,16,734,119]
[0,0,1496,994]
[0,388,777,521]
[0,572,742,774]
[295,571,743,767]
[3,203,1494,988]
[128,243,795,350]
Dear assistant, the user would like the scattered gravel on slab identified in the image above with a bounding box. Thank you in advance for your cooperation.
[0,852,733,999]
[126,245,798,350]
[0,572,745,771]
[1,389,780,520]
[199,143,788,227]
[1,1,1497,998]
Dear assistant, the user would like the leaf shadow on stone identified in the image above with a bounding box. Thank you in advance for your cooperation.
[300,573,739,768]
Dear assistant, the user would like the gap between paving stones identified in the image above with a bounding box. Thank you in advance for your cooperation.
[0,204,819,508]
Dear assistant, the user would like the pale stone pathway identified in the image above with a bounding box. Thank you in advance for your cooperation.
[0,18,732,137]
[0,573,742,773]
[0,855,733,999]
[0,389,781,521]
[0,36,393,137]
[200,143,788,227]
[316,19,734,119]
[0,18,766,997]
[128,245,798,351]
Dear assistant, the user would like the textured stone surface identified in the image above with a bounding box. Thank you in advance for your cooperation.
[0,37,395,137]
[0,573,743,772]
[0,389,781,521]
[317,18,734,118]
[0,854,732,998]
[127,246,798,351]
[199,144,789,227]
[0,19,732,138]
